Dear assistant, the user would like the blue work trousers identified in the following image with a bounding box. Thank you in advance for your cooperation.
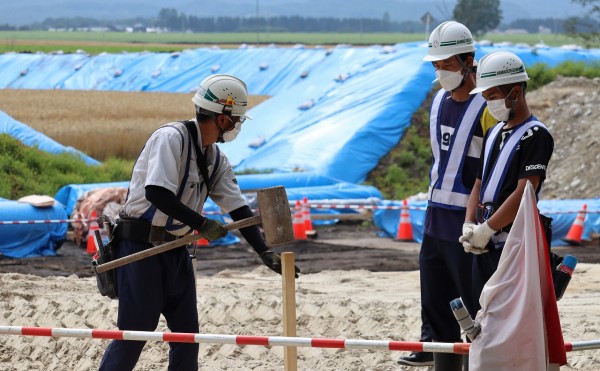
[99,238,199,371]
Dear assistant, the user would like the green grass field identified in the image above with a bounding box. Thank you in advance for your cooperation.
[0,31,594,54]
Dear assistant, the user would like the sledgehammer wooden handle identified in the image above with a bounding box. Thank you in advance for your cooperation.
[94,216,261,273]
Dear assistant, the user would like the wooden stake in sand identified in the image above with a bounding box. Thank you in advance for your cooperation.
[281,252,298,371]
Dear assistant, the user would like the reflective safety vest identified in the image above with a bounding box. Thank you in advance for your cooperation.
[480,118,548,204]
[428,90,486,210]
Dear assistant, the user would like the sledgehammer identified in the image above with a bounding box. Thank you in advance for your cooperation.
[94,186,293,273]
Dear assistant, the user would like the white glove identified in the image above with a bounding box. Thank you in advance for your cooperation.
[459,222,475,252]
[459,221,487,254]
[469,220,497,249]
[461,221,475,238]
[462,239,489,254]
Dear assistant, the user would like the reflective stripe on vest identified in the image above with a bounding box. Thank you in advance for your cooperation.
[480,119,548,203]
[428,90,486,209]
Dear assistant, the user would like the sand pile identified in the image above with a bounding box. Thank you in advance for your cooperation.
[1,264,600,370]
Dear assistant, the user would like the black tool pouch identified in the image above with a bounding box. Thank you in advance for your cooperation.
[91,216,119,299]
[541,214,568,301]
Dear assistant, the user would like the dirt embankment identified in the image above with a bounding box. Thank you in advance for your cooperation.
[527,76,600,199]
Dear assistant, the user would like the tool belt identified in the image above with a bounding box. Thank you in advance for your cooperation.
[91,215,119,299]
[115,217,181,245]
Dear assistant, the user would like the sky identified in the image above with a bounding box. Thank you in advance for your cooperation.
[0,0,586,26]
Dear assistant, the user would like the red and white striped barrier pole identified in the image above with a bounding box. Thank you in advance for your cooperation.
[0,218,92,225]
[0,211,229,226]
[0,205,595,226]
[1,326,598,354]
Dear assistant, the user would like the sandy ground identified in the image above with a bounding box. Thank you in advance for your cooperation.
[1,224,600,370]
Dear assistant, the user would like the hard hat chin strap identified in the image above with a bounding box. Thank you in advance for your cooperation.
[505,87,518,121]
[451,55,472,92]
[214,116,228,143]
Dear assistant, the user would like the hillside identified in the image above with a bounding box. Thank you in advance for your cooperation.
[528,76,600,199]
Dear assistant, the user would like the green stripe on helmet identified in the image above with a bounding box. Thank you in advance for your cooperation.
[480,65,525,78]
[438,38,473,47]
[203,88,220,102]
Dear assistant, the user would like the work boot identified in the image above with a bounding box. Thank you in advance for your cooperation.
[433,353,462,371]
[397,351,434,366]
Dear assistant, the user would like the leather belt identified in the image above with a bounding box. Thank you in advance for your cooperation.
[116,218,180,244]
[148,225,180,244]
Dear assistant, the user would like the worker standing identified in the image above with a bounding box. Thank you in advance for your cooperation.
[398,21,496,370]
[99,74,299,371]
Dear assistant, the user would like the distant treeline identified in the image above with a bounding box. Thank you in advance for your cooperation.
[0,8,597,34]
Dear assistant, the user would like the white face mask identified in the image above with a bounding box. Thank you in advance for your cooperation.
[222,121,242,142]
[486,88,516,122]
[435,69,463,91]
[487,99,511,121]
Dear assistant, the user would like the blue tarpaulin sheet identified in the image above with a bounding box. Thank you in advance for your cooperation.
[0,197,67,258]
[47,173,382,252]
[2,44,599,183]
[2,43,600,257]
[53,173,382,216]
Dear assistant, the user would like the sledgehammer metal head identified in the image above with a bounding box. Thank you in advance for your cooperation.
[257,186,294,246]
[94,186,293,273]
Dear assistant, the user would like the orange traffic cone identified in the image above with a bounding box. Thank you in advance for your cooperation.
[302,196,317,238]
[293,200,307,240]
[86,210,100,255]
[395,199,414,242]
[562,204,587,246]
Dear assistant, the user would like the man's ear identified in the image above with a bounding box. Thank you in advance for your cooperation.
[509,85,522,100]
[465,55,474,69]
[216,114,226,127]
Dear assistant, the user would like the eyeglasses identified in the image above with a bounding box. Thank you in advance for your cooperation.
[222,115,245,132]
[224,115,246,125]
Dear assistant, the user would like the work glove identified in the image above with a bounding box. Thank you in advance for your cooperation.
[259,250,301,278]
[459,221,484,254]
[196,218,227,242]
[461,239,489,255]
[461,221,475,240]
[461,221,496,254]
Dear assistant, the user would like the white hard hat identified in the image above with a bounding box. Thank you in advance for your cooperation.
[470,51,529,94]
[423,21,475,62]
[192,74,251,119]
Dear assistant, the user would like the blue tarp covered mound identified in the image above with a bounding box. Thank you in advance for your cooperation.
[0,110,100,165]
[0,197,67,258]
[374,199,600,248]
[2,43,600,257]
[2,44,599,183]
